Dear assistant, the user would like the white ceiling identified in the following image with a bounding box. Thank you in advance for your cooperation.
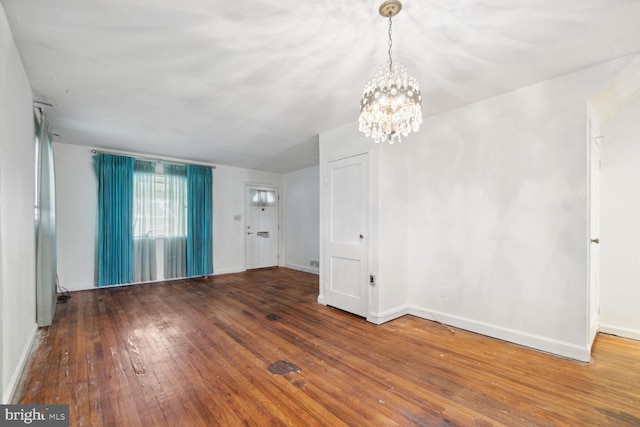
[3,0,640,172]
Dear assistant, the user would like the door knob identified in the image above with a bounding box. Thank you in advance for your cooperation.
[591,238,599,244]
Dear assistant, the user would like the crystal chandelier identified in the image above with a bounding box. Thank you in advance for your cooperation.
[359,0,422,144]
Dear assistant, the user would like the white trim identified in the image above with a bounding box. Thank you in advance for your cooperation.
[367,305,408,325]
[589,315,600,348]
[66,275,207,291]
[212,268,246,276]
[407,306,591,362]
[65,271,245,291]
[586,115,601,358]
[64,283,98,292]
[3,325,38,404]
[317,295,326,305]
[599,324,640,341]
[284,263,319,275]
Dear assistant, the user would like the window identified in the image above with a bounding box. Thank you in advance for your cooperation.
[133,162,187,238]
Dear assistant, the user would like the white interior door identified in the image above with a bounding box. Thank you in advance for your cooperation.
[246,187,279,269]
[589,122,601,346]
[324,153,369,317]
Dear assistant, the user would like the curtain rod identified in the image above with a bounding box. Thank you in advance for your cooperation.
[91,149,216,169]
[33,100,54,108]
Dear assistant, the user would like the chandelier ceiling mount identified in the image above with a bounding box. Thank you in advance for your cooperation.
[379,0,402,18]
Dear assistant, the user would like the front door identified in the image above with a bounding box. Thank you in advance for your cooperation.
[323,153,369,317]
[246,186,279,269]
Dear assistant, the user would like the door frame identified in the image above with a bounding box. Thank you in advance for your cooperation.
[244,183,281,270]
[587,119,602,350]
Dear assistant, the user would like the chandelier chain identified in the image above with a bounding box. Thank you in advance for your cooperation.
[387,16,393,73]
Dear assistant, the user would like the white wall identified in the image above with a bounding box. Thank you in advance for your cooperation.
[374,142,408,321]
[600,94,640,340]
[319,54,635,361]
[406,55,635,361]
[53,143,98,290]
[54,142,283,289]
[0,3,37,403]
[282,166,320,274]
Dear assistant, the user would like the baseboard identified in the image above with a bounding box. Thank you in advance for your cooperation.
[212,268,246,276]
[407,306,591,362]
[3,324,39,404]
[368,305,409,325]
[64,270,247,291]
[599,324,640,341]
[317,295,325,305]
[64,283,97,291]
[284,263,319,275]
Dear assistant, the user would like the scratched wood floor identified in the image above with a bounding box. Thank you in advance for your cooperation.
[16,268,640,426]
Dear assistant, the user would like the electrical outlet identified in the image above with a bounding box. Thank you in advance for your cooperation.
[310,260,319,268]
[440,287,446,298]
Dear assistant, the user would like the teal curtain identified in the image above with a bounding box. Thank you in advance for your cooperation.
[35,110,57,326]
[94,154,134,286]
[186,165,213,277]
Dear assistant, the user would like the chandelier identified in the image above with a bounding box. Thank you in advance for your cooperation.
[359,0,422,144]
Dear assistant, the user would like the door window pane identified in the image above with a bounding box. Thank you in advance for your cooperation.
[250,190,276,207]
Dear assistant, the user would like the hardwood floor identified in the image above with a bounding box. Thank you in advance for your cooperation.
[17,268,640,426]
